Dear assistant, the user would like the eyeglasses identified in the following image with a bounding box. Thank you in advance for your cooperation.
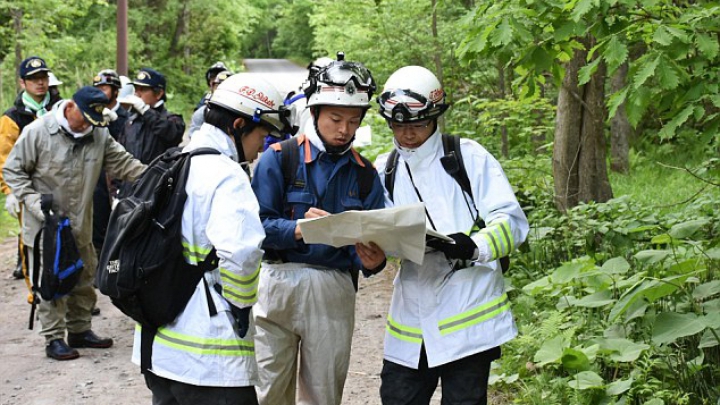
[389,120,432,131]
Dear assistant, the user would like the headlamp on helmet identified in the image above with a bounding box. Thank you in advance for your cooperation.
[305,52,376,110]
[378,66,449,123]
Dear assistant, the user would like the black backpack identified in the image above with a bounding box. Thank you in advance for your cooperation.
[96,147,220,371]
[384,134,510,272]
[27,194,84,329]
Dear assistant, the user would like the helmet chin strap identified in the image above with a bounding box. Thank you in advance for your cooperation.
[229,125,251,175]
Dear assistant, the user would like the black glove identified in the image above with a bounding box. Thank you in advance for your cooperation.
[229,305,252,338]
[427,232,477,260]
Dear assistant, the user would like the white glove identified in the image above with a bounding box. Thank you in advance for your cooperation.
[117,94,149,115]
[4,194,19,219]
[102,107,118,122]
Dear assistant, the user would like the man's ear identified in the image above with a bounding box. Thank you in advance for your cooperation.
[233,117,246,132]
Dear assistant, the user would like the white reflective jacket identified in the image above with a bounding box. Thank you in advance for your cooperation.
[374,130,529,369]
[132,123,265,387]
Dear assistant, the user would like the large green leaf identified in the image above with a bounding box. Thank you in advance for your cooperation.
[562,348,590,371]
[698,328,720,349]
[693,280,720,301]
[659,104,694,140]
[609,275,685,321]
[652,312,707,345]
[633,55,660,90]
[490,17,514,47]
[668,219,710,239]
[568,371,604,390]
[550,259,596,284]
[573,290,615,308]
[534,335,567,366]
[652,26,674,46]
[656,60,680,90]
[633,249,670,264]
[606,377,634,396]
[595,338,650,362]
[603,35,628,73]
[695,33,719,59]
[601,257,630,275]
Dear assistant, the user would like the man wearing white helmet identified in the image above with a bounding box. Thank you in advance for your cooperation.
[133,73,292,404]
[251,54,387,405]
[374,66,529,404]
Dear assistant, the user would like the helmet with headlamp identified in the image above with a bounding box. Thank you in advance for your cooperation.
[305,52,376,110]
[378,66,448,123]
[208,73,292,138]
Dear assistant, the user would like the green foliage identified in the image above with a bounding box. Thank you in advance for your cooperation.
[496,155,720,403]
[458,0,720,144]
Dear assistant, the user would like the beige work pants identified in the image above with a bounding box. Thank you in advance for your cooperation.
[254,263,356,405]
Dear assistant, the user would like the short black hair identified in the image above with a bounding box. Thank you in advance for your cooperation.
[204,104,259,135]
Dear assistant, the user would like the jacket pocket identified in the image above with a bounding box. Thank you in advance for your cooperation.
[286,191,316,220]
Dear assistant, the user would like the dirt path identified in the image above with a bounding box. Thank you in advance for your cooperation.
[0,237,424,405]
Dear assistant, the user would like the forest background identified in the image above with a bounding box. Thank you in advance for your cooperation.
[1,0,720,404]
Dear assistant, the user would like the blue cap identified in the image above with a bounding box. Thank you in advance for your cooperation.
[19,56,51,79]
[133,67,166,90]
[72,86,109,127]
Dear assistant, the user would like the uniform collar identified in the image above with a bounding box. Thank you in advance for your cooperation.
[184,123,239,162]
[394,128,443,164]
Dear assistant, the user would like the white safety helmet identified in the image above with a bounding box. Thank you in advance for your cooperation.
[208,73,291,137]
[118,75,135,99]
[48,72,63,87]
[378,66,449,123]
[305,54,376,110]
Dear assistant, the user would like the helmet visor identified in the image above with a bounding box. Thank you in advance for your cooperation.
[318,63,375,90]
[379,88,448,122]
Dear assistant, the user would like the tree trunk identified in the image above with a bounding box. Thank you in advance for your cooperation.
[610,62,631,174]
[578,55,613,203]
[13,8,23,94]
[169,0,188,55]
[553,41,613,212]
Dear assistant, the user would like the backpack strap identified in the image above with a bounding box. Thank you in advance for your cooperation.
[350,150,375,201]
[441,134,473,200]
[383,149,400,202]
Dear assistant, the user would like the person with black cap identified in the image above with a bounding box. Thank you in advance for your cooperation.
[187,69,233,139]
[117,68,185,193]
[195,61,228,110]
[3,86,146,361]
[0,56,62,280]
[91,69,130,268]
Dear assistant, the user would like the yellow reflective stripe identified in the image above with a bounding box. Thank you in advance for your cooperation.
[478,220,515,260]
[438,294,511,336]
[137,325,254,357]
[386,315,423,344]
[222,282,258,305]
[220,264,260,305]
[482,232,499,260]
[182,242,213,265]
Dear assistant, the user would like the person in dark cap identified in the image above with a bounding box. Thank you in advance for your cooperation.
[91,69,130,274]
[187,69,233,138]
[0,56,62,280]
[3,86,146,361]
[195,61,228,110]
[117,68,185,197]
